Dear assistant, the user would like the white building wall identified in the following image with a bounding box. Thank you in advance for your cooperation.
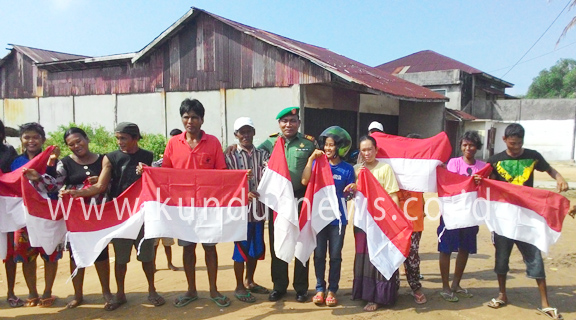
[359,94,399,115]
[38,96,74,134]
[3,98,39,129]
[74,95,116,132]
[117,93,165,135]
[226,86,299,147]
[519,120,574,161]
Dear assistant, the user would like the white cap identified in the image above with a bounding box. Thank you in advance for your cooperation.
[368,121,384,132]
[234,117,255,131]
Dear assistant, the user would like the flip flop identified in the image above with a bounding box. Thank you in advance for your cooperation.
[7,297,24,308]
[234,292,256,303]
[104,298,127,311]
[456,288,474,298]
[537,307,564,320]
[25,297,39,307]
[66,299,83,309]
[173,295,198,308]
[313,292,324,305]
[148,295,166,307]
[38,296,57,308]
[363,302,380,312]
[411,291,427,304]
[439,291,459,302]
[325,293,337,307]
[487,298,506,309]
[247,284,270,294]
[210,295,231,307]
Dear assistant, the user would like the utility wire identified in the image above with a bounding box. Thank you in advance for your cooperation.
[489,40,576,73]
[501,0,572,78]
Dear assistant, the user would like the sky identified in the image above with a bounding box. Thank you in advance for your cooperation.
[1,0,575,96]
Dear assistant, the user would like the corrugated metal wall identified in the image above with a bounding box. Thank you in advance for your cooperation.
[0,13,332,99]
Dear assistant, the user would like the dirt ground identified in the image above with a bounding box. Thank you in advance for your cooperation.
[1,161,575,320]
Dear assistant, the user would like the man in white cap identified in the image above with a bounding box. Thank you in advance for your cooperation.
[368,121,384,135]
[225,117,270,303]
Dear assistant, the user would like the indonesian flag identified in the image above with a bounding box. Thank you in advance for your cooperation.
[354,167,413,279]
[141,167,249,243]
[0,147,56,259]
[22,173,145,268]
[372,132,451,192]
[257,137,299,263]
[478,178,571,253]
[436,164,492,229]
[295,155,340,264]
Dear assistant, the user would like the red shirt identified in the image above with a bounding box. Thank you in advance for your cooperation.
[162,131,226,169]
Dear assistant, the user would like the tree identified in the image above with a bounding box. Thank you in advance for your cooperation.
[526,58,576,98]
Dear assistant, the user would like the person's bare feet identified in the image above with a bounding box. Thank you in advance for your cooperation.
[66,298,83,309]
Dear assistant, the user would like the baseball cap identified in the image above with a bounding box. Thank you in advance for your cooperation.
[368,121,384,132]
[233,117,255,132]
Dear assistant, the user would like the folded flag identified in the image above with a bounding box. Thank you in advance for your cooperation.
[295,155,340,264]
[141,167,249,244]
[20,166,250,268]
[354,167,413,279]
[372,132,451,192]
[478,178,571,253]
[436,164,492,229]
[0,147,55,260]
[257,137,299,263]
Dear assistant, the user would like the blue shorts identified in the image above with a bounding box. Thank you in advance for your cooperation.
[493,232,545,279]
[232,222,265,262]
[437,217,478,254]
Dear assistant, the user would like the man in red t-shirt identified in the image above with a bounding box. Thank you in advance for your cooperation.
[162,98,229,308]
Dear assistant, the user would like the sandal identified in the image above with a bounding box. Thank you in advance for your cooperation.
[363,302,379,312]
[173,295,198,308]
[246,284,270,294]
[456,288,473,298]
[7,297,24,308]
[25,297,39,307]
[537,307,564,320]
[148,294,166,307]
[313,292,325,305]
[411,291,427,304]
[104,297,127,311]
[210,295,231,307]
[38,296,57,308]
[235,292,256,303]
[439,291,459,302]
[487,298,507,309]
[325,292,337,307]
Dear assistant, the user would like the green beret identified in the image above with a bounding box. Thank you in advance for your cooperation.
[276,106,300,120]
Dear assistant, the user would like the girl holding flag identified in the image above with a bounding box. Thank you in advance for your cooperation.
[301,126,355,308]
[23,127,113,309]
[352,135,400,312]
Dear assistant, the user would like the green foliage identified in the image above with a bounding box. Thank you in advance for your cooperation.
[526,58,576,99]
[45,123,167,160]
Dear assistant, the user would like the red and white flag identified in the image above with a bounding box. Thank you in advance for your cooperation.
[478,178,571,253]
[0,147,56,259]
[22,174,145,268]
[354,168,413,279]
[295,155,340,264]
[372,132,451,192]
[436,165,492,230]
[141,167,249,244]
[257,138,299,263]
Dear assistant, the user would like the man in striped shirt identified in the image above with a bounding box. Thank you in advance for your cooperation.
[225,117,270,303]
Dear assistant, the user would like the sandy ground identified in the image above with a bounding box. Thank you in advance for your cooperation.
[0,161,575,320]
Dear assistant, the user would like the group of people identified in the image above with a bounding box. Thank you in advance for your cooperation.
[0,99,569,319]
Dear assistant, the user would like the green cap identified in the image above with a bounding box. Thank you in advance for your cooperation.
[276,106,300,120]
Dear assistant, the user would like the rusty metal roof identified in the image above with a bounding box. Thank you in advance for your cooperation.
[446,108,477,121]
[8,44,89,63]
[133,8,447,102]
[376,50,483,74]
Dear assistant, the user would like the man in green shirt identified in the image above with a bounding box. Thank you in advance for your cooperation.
[259,107,316,303]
